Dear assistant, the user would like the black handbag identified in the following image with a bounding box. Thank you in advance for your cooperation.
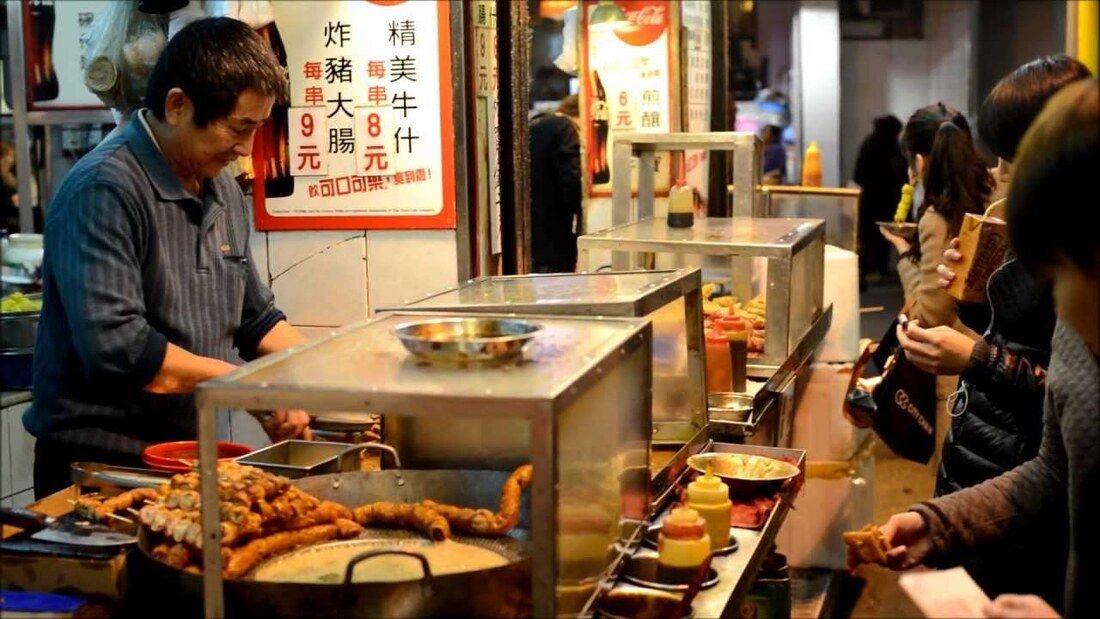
[845,316,938,464]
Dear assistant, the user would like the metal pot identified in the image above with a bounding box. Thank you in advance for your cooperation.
[127,469,533,618]
[0,292,41,349]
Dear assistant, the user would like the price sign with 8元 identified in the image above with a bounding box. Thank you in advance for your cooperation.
[354,105,397,176]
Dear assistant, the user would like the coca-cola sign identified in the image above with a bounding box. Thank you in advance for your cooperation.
[612,0,668,47]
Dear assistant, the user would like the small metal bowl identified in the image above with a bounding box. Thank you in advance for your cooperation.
[876,221,918,239]
[706,392,753,423]
[595,589,693,619]
[393,318,541,362]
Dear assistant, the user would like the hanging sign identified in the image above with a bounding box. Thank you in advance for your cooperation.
[253,0,455,231]
[581,0,674,198]
[681,0,712,209]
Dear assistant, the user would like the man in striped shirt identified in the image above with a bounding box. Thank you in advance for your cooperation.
[25,18,311,497]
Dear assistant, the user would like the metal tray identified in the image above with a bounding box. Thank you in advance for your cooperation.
[234,440,351,479]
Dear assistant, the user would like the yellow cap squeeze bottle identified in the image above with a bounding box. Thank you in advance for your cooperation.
[686,464,732,550]
[657,506,711,584]
[801,140,822,187]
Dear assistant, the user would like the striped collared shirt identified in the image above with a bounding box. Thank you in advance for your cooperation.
[25,112,285,455]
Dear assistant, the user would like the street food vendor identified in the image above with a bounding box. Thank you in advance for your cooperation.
[24,18,310,498]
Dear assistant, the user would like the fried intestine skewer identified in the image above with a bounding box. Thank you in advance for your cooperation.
[352,502,450,541]
[222,521,363,579]
[422,464,533,536]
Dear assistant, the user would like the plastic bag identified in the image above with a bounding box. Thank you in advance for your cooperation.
[82,3,168,111]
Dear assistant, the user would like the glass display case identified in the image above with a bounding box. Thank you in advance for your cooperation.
[386,268,706,498]
[193,311,653,618]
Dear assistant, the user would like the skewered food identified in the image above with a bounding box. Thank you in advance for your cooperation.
[843,524,891,567]
[353,502,451,541]
[422,464,533,536]
[224,524,346,579]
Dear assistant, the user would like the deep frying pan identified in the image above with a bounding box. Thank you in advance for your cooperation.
[126,469,532,618]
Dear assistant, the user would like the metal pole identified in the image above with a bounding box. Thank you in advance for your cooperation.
[6,1,35,232]
[450,1,473,282]
[197,395,224,619]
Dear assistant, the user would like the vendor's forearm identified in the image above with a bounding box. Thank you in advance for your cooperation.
[144,343,238,394]
[256,320,308,357]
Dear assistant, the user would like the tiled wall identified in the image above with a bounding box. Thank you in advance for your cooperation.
[1,401,35,508]
[249,226,461,333]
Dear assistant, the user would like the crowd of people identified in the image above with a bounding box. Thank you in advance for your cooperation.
[850,56,1097,619]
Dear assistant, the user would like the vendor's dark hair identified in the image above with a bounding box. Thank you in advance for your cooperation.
[978,55,1092,161]
[902,103,993,261]
[1006,78,1098,275]
[145,17,287,127]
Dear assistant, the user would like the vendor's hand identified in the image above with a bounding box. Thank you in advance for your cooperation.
[259,410,312,442]
[896,320,975,375]
[983,594,1060,618]
[879,511,932,570]
[879,227,911,255]
[937,238,963,289]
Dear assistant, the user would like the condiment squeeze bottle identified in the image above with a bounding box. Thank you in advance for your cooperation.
[657,506,711,584]
[686,463,732,550]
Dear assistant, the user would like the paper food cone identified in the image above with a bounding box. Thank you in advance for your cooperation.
[946,212,1008,303]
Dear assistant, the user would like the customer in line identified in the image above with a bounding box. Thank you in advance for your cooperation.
[867,78,1099,619]
[878,103,994,462]
[853,114,908,288]
[529,95,582,273]
[894,55,1090,607]
[880,103,993,334]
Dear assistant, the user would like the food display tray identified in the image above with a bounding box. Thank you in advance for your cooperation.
[594,442,805,618]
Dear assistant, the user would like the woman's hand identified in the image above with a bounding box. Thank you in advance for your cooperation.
[983,594,1060,618]
[936,237,963,289]
[847,511,932,571]
[880,227,911,254]
[897,319,976,375]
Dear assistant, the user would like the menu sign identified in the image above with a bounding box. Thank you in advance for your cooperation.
[254,0,455,231]
[581,0,674,197]
[681,0,711,208]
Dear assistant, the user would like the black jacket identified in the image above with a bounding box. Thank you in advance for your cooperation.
[936,257,1065,604]
[529,114,581,273]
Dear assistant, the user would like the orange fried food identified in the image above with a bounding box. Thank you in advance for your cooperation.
[842,524,891,567]
[352,501,451,541]
[223,524,340,579]
[422,463,533,536]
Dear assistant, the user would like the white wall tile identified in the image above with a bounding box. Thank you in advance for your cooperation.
[1,402,34,499]
[249,230,270,287]
[268,231,368,326]
[365,230,459,313]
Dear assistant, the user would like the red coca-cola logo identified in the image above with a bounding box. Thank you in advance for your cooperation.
[614,1,668,47]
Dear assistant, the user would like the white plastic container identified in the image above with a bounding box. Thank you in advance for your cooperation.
[818,244,859,362]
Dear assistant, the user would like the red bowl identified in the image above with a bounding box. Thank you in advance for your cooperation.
[142,441,252,472]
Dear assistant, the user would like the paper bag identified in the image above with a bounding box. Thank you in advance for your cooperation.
[946,211,1008,303]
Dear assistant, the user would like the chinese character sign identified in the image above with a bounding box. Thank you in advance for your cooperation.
[582,0,673,197]
[254,1,455,230]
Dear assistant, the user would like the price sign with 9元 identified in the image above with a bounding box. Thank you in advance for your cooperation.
[289,107,329,177]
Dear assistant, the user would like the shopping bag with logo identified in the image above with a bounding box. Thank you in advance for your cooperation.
[844,316,937,464]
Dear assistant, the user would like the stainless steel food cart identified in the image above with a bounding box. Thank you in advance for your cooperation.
[193,311,654,618]
[577,131,828,377]
[383,268,707,500]
[578,216,826,376]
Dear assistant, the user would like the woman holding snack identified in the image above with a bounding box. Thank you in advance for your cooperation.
[857,78,1099,619]
[880,103,994,334]
[879,103,995,463]
[895,55,1090,607]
